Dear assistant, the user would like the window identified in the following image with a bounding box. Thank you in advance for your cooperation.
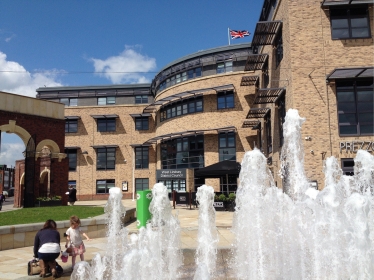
[98,97,116,105]
[135,117,149,130]
[135,147,149,169]
[97,147,116,170]
[96,179,115,194]
[65,149,77,171]
[217,61,233,74]
[278,96,286,147]
[160,96,203,122]
[161,134,204,169]
[68,180,76,189]
[330,6,371,39]
[217,91,234,109]
[65,119,78,133]
[135,178,149,192]
[97,118,116,132]
[219,132,236,161]
[135,95,148,104]
[341,159,354,176]
[265,113,272,154]
[60,98,77,107]
[337,79,373,135]
[275,34,283,68]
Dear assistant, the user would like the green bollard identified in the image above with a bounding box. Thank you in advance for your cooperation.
[136,190,152,228]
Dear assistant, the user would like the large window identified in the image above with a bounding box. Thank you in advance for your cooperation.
[97,118,116,132]
[97,147,116,170]
[135,117,149,130]
[96,179,115,194]
[65,149,77,171]
[135,95,148,104]
[265,113,272,154]
[275,34,283,68]
[160,96,203,122]
[161,134,204,169]
[330,6,371,39]
[217,91,235,109]
[65,119,78,133]
[135,147,149,169]
[341,159,354,176]
[60,98,77,107]
[135,178,149,192]
[337,79,373,135]
[98,97,115,105]
[219,132,236,161]
[278,96,286,147]
[158,67,202,92]
[217,61,233,74]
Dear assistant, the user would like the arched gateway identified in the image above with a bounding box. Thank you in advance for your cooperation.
[0,91,68,207]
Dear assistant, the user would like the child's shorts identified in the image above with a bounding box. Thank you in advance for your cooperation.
[69,243,86,256]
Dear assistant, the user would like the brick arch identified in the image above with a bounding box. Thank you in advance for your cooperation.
[36,139,60,154]
[0,120,31,147]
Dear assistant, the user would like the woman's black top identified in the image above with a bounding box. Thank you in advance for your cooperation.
[33,228,60,257]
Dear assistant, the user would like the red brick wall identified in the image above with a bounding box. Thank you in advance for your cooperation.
[1,110,68,207]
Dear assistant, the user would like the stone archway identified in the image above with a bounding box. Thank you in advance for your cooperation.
[0,120,31,147]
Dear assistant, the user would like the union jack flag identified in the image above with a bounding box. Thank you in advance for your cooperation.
[230,30,250,39]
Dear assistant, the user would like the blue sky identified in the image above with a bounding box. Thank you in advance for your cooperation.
[0,0,263,167]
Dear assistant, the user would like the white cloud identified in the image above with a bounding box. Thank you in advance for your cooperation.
[0,51,63,97]
[5,34,15,43]
[90,45,156,84]
[0,141,24,167]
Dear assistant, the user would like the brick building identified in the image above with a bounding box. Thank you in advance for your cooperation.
[0,91,69,207]
[37,0,373,200]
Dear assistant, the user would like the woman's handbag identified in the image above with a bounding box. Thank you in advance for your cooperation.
[27,258,41,276]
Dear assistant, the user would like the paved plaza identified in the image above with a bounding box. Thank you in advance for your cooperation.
[0,199,235,279]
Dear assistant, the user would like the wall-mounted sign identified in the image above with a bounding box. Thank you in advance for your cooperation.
[156,169,186,180]
[122,181,128,191]
[339,141,374,153]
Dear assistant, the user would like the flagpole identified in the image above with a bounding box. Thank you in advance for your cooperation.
[228,28,230,45]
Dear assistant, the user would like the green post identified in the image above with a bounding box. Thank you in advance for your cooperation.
[136,190,152,228]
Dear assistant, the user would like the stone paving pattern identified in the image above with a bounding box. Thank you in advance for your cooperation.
[0,199,235,279]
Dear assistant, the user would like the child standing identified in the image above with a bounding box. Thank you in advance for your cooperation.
[65,215,92,269]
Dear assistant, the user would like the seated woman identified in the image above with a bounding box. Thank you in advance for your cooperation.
[33,219,61,278]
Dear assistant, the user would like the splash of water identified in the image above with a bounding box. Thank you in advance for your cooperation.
[70,183,182,280]
[194,185,218,278]
[232,108,374,279]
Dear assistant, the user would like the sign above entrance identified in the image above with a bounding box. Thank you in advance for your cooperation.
[156,169,186,180]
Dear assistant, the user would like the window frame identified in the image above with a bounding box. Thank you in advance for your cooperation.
[278,95,286,147]
[160,96,203,122]
[341,158,354,176]
[135,117,149,131]
[65,119,78,133]
[265,113,272,154]
[60,98,77,107]
[135,147,149,169]
[275,34,283,68]
[96,179,115,194]
[97,118,116,132]
[218,132,236,162]
[98,97,116,106]
[65,149,77,171]
[216,61,233,74]
[135,178,149,192]
[135,95,148,104]
[336,79,373,136]
[217,91,235,110]
[96,147,116,170]
[329,5,371,40]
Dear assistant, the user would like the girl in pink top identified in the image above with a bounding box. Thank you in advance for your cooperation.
[65,215,92,269]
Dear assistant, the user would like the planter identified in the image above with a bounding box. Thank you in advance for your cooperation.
[213,201,226,211]
[36,200,63,207]
[226,201,236,212]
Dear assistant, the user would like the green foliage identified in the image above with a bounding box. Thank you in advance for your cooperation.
[36,195,62,201]
[0,206,104,226]
[218,194,227,202]
[228,193,236,202]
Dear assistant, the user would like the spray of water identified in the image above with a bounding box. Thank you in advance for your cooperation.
[232,108,374,279]
[70,183,182,280]
[194,185,218,278]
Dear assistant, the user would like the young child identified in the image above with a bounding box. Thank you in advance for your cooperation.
[65,215,92,269]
